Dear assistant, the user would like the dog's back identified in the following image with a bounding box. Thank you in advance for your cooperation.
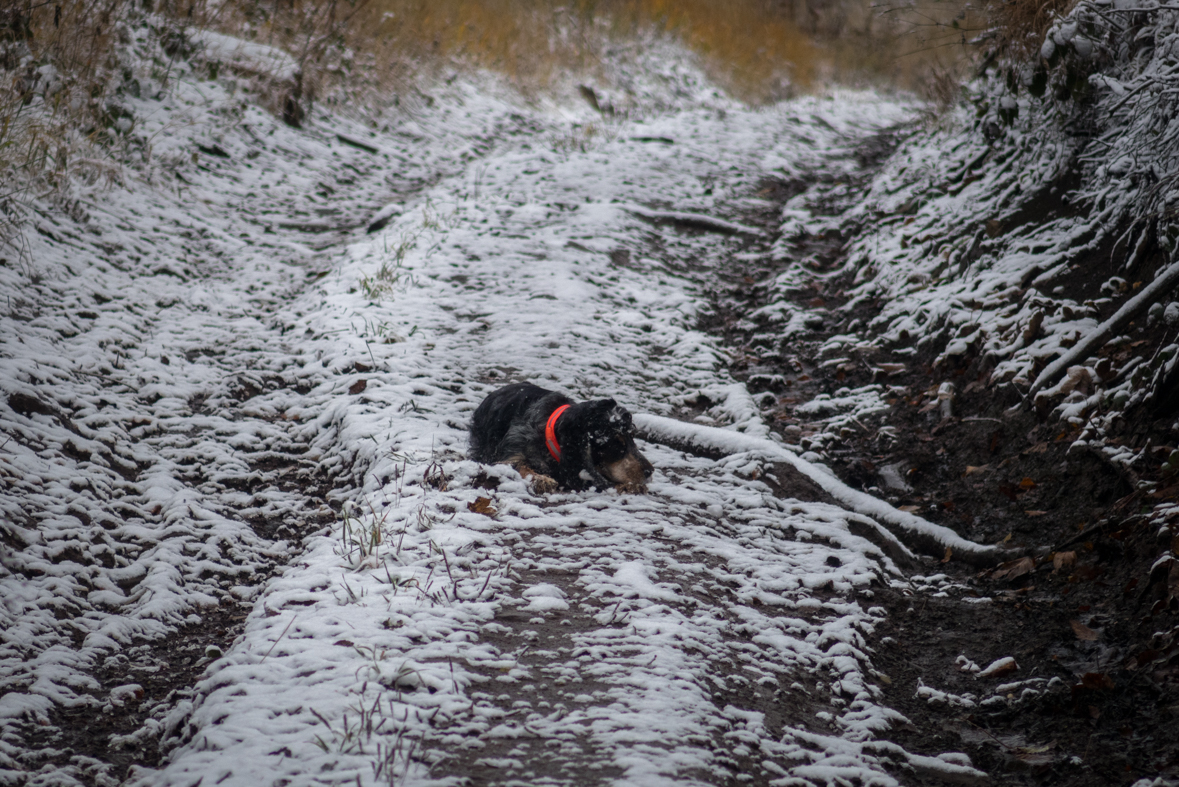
[469,382,564,463]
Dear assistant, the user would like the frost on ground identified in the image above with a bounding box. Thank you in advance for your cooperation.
[0,21,998,787]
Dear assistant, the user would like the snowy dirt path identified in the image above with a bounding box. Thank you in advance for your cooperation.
[2,47,987,786]
[131,80,987,786]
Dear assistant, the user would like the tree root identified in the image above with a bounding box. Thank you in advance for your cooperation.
[1028,258,1179,401]
[635,413,1028,568]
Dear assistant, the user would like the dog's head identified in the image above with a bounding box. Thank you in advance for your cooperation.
[579,399,654,492]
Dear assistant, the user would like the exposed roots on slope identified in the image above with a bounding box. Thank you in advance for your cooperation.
[634,413,1027,567]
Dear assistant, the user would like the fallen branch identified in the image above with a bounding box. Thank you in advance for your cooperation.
[1028,258,1179,400]
[634,413,1023,567]
[336,133,381,154]
[623,204,765,237]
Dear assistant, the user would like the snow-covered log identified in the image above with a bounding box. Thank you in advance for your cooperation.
[623,204,765,237]
[1028,258,1179,400]
[634,413,1023,567]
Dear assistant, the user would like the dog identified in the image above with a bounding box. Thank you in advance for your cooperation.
[469,382,653,493]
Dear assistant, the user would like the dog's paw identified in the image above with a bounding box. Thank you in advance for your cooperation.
[614,482,648,495]
[529,474,559,494]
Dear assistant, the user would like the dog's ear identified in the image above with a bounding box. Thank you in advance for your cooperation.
[594,398,617,412]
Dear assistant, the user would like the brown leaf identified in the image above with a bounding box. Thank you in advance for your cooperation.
[348,379,367,395]
[942,546,953,563]
[1095,358,1115,381]
[1080,672,1114,690]
[1053,551,1077,571]
[964,464,989,476]
[467,496,496,517]
[1024,510,1048,516]
[992,556,1036,581]
[898,505,921,513]
[1127,648,1160,671]
[978,656,1019,678]
[1070,620,1099,641]
[1019,477,1037,490]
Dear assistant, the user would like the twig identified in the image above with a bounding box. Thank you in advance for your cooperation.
[261,614,298,661]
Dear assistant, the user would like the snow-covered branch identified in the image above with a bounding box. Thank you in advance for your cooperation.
[1028,258,1179,400]
[634,413,1026,567]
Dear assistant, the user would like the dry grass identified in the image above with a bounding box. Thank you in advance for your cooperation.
[1,1,133,240]
[984,0,1076,58]
[1,2,113,175]
[3,0,1045,245]
[248,0,990,107]
[250,0,822,104]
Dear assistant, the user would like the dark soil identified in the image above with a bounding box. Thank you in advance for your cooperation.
[18,459,337,786]
[694,128,1179,785]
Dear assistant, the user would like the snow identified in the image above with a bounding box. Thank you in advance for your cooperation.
[190,30,301,82]
[0,22,991,787]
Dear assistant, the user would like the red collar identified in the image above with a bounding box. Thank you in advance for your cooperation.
[545,404,571,462]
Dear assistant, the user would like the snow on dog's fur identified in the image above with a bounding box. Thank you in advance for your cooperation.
[469,382,653,492]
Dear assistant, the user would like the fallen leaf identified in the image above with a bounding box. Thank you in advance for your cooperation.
[1014,751,1055,767]
[964,464,989,476]
[1070,620,1099,641]
[978,656,1019,678]
[1127,648,1160,670]
[1053,551,1077,571]
[1080,672,1114,690]
[898,505,921,512]
[1025,510,1048,516]
[942,546,953,563]
[1095,358,1115,381]
[349,379,367,395]
[1019,477,1036,490]
[467,497,497,517]
[992,556,1035,580]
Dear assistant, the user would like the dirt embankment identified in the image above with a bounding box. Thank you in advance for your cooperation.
[700,128,1179,785]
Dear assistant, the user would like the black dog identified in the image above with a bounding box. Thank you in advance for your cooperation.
[469,382,653,492]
